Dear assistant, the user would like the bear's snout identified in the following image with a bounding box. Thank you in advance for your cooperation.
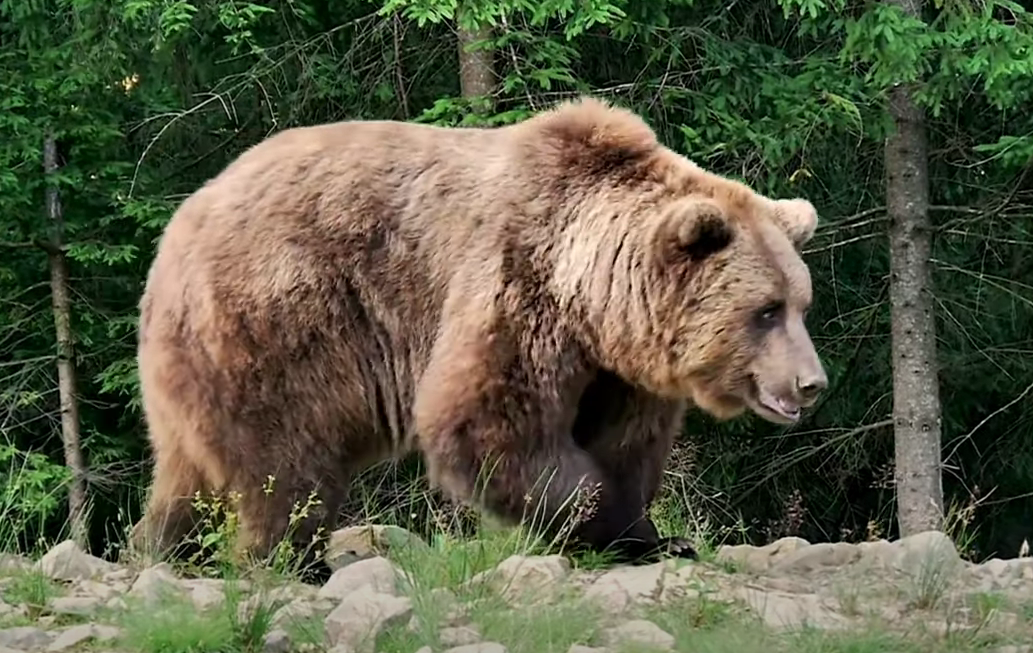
[794,368,827,404]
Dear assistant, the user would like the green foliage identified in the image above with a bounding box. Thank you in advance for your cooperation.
[0,444,70,551]
[0,0,1031,564]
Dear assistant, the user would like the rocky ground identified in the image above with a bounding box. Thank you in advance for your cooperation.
[0,527,1031,653]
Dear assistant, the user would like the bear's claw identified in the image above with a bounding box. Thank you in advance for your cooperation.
[658,535,698,560]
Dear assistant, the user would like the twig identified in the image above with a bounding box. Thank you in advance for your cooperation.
[943,379,1033,465]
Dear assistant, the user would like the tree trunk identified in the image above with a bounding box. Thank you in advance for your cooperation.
[456,6,494,108]
[884,0,944,537]
[44,133,88,547]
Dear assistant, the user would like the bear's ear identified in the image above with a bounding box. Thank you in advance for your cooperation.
[657,199,735,265]
[771,198,818,248]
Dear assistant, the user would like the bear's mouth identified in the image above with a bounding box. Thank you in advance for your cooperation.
[746,379,802,424]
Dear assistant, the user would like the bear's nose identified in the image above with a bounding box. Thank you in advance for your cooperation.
[795,372,827,401]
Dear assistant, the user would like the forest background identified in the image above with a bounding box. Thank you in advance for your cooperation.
[1,0,1031,564]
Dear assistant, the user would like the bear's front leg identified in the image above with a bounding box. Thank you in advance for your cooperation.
[412,323,657,561]
[573,369,698,564]
[415,387,660,559]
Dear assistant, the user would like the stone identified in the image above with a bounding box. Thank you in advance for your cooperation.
[733,587,848,631]
[323,586,412,651]
[716,537,811,573]
[263,629,291,653]
[759,576,811,594]
[567,647,609,653]
[75,580,123,601]
[473,555,570,603]
[430,587,462,621]
[46,624,94,652]
[325,525,430,571]
[319,556,402,601]
[37,541,117,582]
[440,625,481,647]
[982,558,1014,580]
[128,562,184,604]
[0,602,23,620]
[237,586,306,623]
[90,625,121,641]
[601,620,674,650]
[443,644,507,653]
[182,578,227,610]
[39,623,119,652]
[773,542,861,572]
[48,596,102,616]
[272,597,323,628]
[0,626,51,650]
[0,554,30,574]
[855,538,896,569]
[104,564,134,579]
[892,531,964,582]
[584,562,668,614]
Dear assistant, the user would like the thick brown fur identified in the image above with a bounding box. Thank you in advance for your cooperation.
[130,96,827,569]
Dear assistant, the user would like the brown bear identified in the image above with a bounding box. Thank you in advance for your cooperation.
[129,96,827,571]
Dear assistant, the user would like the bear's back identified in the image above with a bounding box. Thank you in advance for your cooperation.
[142,118,516,344]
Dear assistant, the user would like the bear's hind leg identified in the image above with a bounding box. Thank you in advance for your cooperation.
[231,472,343,582]
[129,444,208,564]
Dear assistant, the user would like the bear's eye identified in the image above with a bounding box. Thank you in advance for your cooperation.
[755,301,785,327]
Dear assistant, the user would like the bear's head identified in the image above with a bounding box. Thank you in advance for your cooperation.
[533,97,827,425]
[637,190,828,425]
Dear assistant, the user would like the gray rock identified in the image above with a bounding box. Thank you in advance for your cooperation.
[0,555,30,574]
[602,620,674,650]
[444,644,507,653]
[0,601,24,620]
[74,580,123,601]
[716,537,810,573]
[319,556,402,601]
[440,625,481,647]
[0,626,52,650]
[42,622,120,652]
[128,562,183,605]
[732,587,848,631]
[263,628,291,653]
[773,542,861,572]
[37,541,117,582]
[894,530,963,577]
[46,624,94,652]
[471,555,570,603]
[49,596,102,616]
[323,586,412,651]
[90,625,121,641]
[182,578,227,610]
[272,597,323,628]
[584,562,668,614]
[325,525,430,571]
